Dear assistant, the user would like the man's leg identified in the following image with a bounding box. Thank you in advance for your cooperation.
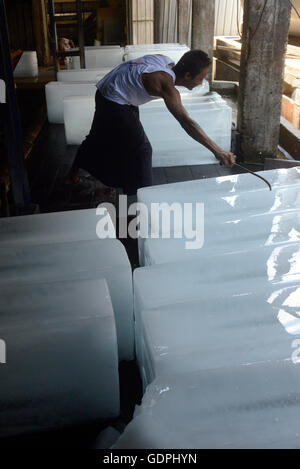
[122,135,153,196]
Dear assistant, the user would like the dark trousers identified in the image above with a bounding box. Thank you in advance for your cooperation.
[73,90,153,196]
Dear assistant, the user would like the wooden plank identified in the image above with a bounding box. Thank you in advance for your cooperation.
[32,0,51,67]
[279,117,300,161]
[287,45,300,58]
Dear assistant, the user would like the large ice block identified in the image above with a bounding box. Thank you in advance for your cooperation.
[134,244,300,367]
[124,46,190,64]
[0,278,119,438]
[91,45,122,49]
[64,95,95,145]
[46,82,96,124]
[124,44,188,53]
[140,93,232,167]
[57,67,112,83]
[137,168,300,265]
[0,239,134,361]
[134,245,300,317]
[138,167,300,203]
[63,91,230,149]
[0,208,116,247]
[142,209,300,266]
[84,46,124,68]
[14,51,38,78]
[140,277,300,386]
[115,360,300,449]
[142,210,300,265]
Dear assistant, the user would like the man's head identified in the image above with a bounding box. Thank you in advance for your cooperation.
[173,50,211,90]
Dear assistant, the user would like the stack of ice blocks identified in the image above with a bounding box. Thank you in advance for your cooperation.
[84,46,124,68]
[46,82,97,124]
[115,167,300,448]
[140,93,232,167]
[0,278,119,437]
[124,43,190,63]
[57,67,112,83]
[138,167,300,265]
[63,90,231,160]
[0,208,134,436]
[115,361,300,449]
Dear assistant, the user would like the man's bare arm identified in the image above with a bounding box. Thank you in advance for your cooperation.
[143,72,236,167]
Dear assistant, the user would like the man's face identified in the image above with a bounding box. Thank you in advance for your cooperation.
[183,67,209,90]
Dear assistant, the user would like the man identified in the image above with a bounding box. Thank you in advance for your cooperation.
[65,50,235,195]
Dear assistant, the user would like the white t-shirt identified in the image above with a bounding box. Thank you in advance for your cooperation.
[96,54,176,106]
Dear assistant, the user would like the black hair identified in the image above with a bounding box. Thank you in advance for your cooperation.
[173,50,211,78]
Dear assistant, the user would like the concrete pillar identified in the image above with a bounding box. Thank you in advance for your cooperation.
[238,0,292,163]
[32,0,51,67]
[178,0,190,45]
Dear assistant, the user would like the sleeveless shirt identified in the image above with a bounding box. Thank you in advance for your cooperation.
[96,54,176,106]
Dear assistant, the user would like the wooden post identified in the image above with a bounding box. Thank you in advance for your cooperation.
[178,0,190,45]
[238,0,292,163]
[191,0,215,81]
[76,0,86,68]
[192,0,215,56]
[32,0,51,67]
[154,0,164,43]
[96,6,102,43]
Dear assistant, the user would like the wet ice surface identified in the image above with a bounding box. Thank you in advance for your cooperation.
[134,247,300,380]
[140,279,300,385]
[0,239,134,362]
[115,360,300,449]
[0,278,119,438]
[118,168,300,449]
[0,208,116,247]
[137,168,300,265]
[0,210,133,361]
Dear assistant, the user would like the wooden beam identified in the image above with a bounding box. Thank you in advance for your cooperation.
[76,0,86,68]
[191,0,215,55]
[238,0,292,163]
[154,0,164,43]
[178,0,190,45]
[32,0,51,67]
[191,0,215,80]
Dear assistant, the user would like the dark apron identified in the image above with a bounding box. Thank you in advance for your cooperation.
[73,90,153,195]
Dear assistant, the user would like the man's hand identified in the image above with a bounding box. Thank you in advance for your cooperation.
[214,150,236,168]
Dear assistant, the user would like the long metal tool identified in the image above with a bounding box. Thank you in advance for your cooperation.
[234,163,272,191]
